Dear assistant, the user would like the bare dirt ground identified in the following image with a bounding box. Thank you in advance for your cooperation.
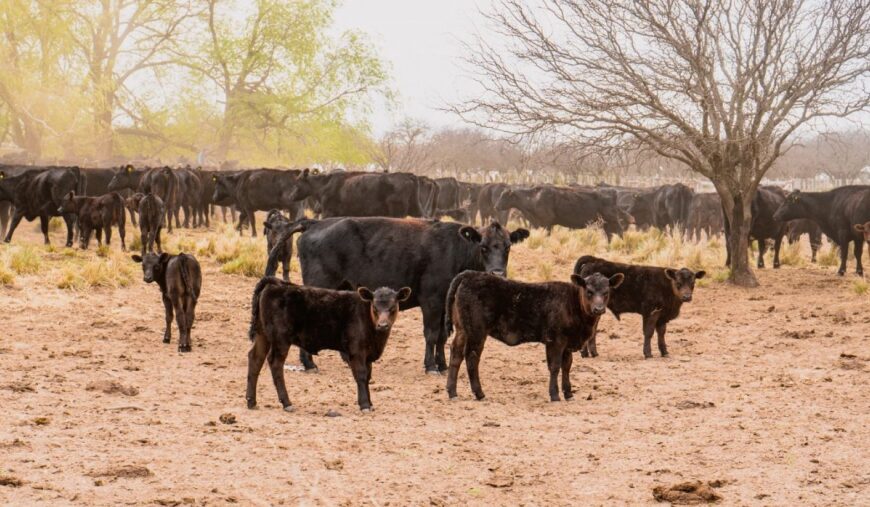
[1,223,868,506]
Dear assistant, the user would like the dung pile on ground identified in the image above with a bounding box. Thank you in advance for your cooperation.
[653,481,723,504]
[85,380,139,396]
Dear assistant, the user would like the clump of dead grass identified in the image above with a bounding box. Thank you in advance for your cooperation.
[57,254,135,290]
[8,245,42,274]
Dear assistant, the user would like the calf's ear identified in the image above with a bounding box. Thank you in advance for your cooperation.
[397,287,412,301]
[158,253,171,265]
[609,273,624,289]
[856,224,866,232]
[664,268,677,282]
[570,274,586,287]
[694,270,706,280]
[357,287,374,301]
[510,228,530,244]
[131,255,143,263]
[459,226,482,243]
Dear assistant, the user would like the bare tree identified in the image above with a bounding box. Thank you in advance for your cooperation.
[373,118,435,172]
[454,0,870,286]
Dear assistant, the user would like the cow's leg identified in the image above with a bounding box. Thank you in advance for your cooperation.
[585,329,599,358]
[0,202,9,239]
[656,321,669,357]
[421,299,445,373]
[757,239,766,268]
[810,233,820,263]
[161,294,173,344]
[129,208,138,227]
[642,311,660,359]
[104,223,112,246]
[155,227,163,253]
[174,297,190,352]
[95,226,103,247]
[546,344,564,402]
[836,235,849,276]
[446,329,467,400]
[299,349,318,372]
[772,234,783,269]
[4,211,25,243]
[245,331,271,409]
[854,238,864,276]
[63,214,75,247]
[350,355,373,411]
[466,339,486,400]
[267,341,293,411]
[39,215,51,245]
[118,221,126,251]
[560,348,574,401]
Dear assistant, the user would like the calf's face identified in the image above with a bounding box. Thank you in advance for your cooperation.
[494,190,519,211]
[460,222,530,277]
[855,222,870,243]
[664,268,705,302]
[108,165,136,191]
[131,253,167,283]
[570,272,624,315]
[358,286,412,331]
[57,191,77,214]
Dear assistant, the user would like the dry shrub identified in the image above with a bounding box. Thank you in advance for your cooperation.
[9,246,42,274]
[817,245,840,267]
[0,265,14,286]
[778,241,806,267]
[128,232,142,252]
[58,256,134,290]
[219,242,265,277]
[853,280,868,296]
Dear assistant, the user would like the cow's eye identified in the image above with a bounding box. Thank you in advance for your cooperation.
[481,246,489,254]
[586,290,593,298]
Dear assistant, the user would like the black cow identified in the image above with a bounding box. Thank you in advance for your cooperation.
[81,167,137,227]
[0,165,32,238]
[435,177,461,210]
[247,278,411,412]
[458,182,483,223]
[175,166,202,228]
[724,186,787,269]
[57,191,127,250]
[444,271,622,402]
[265,218,530,373]
[138,193,166,255]
[477,183,510,225]
[855,222,870,252]
[108,165,179,233]
[262,209,295,281]
[629,184,694,232]
[132,252,202,352]
[495,186,624,240]
[212,169,304,237]
[288,170,425,218]
[0,167,81,246]
[574,256,705,359]
[786,218,824,263]
[774,186,870,276]
[417,175,440,218]
[687,193,724,241]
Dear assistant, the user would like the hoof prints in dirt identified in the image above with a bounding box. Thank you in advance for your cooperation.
[652,480,724,504]
[86,380,139,396]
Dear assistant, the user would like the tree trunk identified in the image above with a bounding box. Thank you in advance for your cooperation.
[94,88,114,160]
[717,182,759,287]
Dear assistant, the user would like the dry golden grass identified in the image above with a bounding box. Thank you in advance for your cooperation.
[852,279,868,296]
[8,245,42,274]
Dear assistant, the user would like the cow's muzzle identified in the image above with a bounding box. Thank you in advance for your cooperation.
[376,323,391,331]
[681,295,693,302]
[489,269,506,277]
[592,305,606,315]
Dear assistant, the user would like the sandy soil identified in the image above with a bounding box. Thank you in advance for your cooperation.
[1,224,868,506]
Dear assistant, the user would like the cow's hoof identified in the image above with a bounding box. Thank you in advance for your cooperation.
[591,352,599,358]
[426,369,442,376]
[661,352,670,358]
[162,337,170,344]
[178,346,191,353]
[304,367,319,374]
[837,271,845,276]
[564,395,574,402]
[643,354,653,360]
[283,405,295,413]
[360,407,373,413]
[246,400,257,410]
[448,395,458,401]
[857,271,864,277]
[550,397,561,403]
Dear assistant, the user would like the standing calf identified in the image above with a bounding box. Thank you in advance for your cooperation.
[247,278,411,412]
[137,193,165,255]
[132,253,202,352]
[262,209,295,281]
[574,256,704,359]
[57,191,126,250]
[444,271,622,402]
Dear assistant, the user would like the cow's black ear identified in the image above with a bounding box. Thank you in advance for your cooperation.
[664,268,677,282]
[357,287,374,301]
[397,287,412,301]
[609,273,624,288]
[263,221,272,230]
[131,255,143,263]
[460,226,482,243]
[158,253,171,265]
[301,168,309,179]
[694,270,706,280]
[510,228,530,244]
[570,274,586,287]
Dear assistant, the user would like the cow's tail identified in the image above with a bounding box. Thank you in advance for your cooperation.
[264,219,316,277]
[178,254,198,304]
[112,193,126,229]
[249,276,282,341]
[444,271,470,338]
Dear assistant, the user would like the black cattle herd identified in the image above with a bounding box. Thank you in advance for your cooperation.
[0,164,868,412]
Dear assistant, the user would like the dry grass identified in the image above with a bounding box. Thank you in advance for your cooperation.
[852,279,868,296]
[0,264,14,286]
[56,252,135,290]
[8,246,42,274]
[817,245,840,267]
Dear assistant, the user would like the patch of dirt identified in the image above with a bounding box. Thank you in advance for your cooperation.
[1,225,868,505]
[652,481,723,504]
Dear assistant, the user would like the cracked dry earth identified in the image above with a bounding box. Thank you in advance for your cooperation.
[1,226,868,506]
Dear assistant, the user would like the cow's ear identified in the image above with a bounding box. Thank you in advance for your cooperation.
[125,164,133,173]
[664,268,677,282]
[459,226,482,243]
[570,274,586,287]
[609,273,624,289]
[855,224,866,232]
[131,255,143,263]
[158,253,171,265]
[357,287,374,302]
[0,171,5,179]
[301,168,309,179]
[510,228,530,244]
[263,221,272,230]
[694,270,706,280]
[396,287,412,302]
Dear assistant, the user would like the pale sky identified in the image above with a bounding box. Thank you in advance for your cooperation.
[333,0,486,135]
